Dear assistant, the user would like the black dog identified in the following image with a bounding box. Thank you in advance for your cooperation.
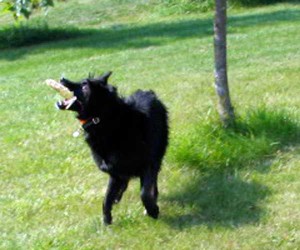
[56,72,169,224]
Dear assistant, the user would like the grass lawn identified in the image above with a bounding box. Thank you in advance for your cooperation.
[1,1,300,249]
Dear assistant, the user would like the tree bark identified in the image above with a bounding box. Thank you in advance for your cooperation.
[214,0,235,127]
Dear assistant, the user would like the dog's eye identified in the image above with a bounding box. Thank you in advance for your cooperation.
[82,82,88,90]
[82,84,90,96]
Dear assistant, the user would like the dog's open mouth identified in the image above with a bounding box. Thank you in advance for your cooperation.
[56,96,77,110]
[46,79,76,110]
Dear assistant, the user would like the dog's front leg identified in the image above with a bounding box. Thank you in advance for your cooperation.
[103,176,127,225]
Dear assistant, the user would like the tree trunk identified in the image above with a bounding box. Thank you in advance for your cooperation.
[214,0,235,127]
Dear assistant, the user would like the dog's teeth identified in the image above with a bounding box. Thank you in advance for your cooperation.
[55,101,63,110]
[65,96,77,110]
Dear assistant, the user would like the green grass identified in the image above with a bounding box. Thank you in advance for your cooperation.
[171,108,300,171]
[1,1,300,249]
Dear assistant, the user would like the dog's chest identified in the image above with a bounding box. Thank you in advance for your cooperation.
[87,132,148,176]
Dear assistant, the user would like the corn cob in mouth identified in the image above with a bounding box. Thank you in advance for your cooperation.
[46,79,77,109]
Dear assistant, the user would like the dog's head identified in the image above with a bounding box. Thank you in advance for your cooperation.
[56,71,117,120]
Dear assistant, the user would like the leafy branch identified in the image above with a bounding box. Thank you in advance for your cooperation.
[0,0,60,19]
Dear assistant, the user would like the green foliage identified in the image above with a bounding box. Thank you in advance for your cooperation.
[0,0,55,19]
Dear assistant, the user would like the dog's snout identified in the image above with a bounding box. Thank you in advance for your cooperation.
[60,77,66,83]
[60,77,74,89]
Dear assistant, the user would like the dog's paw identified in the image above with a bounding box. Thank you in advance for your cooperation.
[144,206,159,219]
[103,215,112,225]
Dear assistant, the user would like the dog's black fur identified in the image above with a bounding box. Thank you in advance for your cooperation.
[57,72,169,224]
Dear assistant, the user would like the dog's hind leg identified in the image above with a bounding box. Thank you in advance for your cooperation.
[140,168,159,219]
[103,176,128,225]
[114,178,129,204]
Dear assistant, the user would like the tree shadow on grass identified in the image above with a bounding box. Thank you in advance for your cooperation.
[232,0,299,7]
[163,173,270,229]
[162,108,300,229]
[0,8,299,60]
[0,23,89,50]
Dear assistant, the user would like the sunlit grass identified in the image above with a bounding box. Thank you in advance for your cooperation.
[170,108,300,171]
[0,1,300,249]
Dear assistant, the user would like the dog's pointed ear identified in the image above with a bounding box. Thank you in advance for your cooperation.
[99,71,112,84]
[88,71,113,87]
